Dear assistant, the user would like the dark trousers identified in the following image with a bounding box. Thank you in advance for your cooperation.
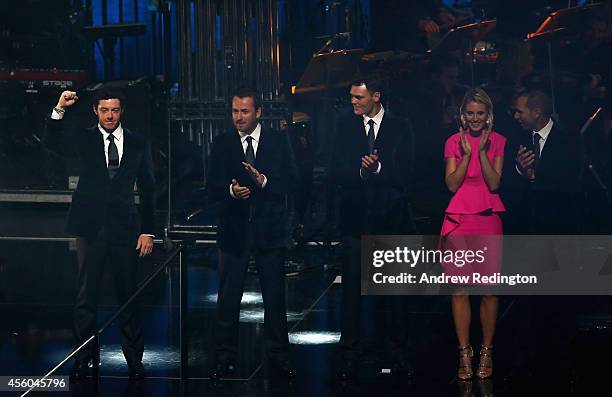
[214,236,289,364]
[339,236,362,360]
[73,233,143,367]
[339,236,409,362]
[509,295,578,369]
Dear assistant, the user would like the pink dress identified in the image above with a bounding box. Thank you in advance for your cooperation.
[439,131,506,282]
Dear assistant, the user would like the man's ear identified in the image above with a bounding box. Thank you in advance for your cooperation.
[373,91,381,103]
[92,105,98,115]
[533,107,542,120]
[256,107,262,119]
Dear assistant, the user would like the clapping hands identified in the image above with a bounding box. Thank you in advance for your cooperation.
[361,149,380,173]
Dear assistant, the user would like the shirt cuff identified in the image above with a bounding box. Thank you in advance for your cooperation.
[229,184,238,199]
[360,162,381,179]
[516,164,536,181]
[51,108,65,119]
[260,174,267,188]
[515,164,523,176]
[141,234,155,238]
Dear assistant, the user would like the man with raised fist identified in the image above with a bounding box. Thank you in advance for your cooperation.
[48,89,155,380]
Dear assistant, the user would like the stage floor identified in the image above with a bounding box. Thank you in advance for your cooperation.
[1,225,612,396]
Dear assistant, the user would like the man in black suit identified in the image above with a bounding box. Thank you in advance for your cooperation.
[207,87,298,379]
[514,90,582,233]
[48,89,155,380]
[331,76,415,380]
[508,90,583,380]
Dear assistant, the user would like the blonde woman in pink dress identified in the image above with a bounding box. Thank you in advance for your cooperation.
[441,88,505,380]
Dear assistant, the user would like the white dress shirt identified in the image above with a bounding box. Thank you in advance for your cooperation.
[230,123,267,198]
[362,105,385,141]
[239,123,262,157]
[532,118,553,156]
[360,105,384,177]
[100,124,124,166]
[516,118,554,177]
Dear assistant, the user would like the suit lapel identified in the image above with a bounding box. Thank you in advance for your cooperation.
[254,127,268,168]
[374,114,390,152]
[352,116,368,153]
[114,128,134,179]
[88,126,109,178]
[231,131,245,166]
[538,124,557,169]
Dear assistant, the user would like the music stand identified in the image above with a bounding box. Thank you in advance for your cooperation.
[428,19,496,54]
[83,23,146,80]
[528,2,602,39]
[294,49,364,94]
[427,19,497,86]
[525,3,603,116]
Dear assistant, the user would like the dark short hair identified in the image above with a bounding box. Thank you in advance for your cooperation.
[515,90,552,118]
[350,75,384,95]
[232,87,262,110]
[92,88,126,108]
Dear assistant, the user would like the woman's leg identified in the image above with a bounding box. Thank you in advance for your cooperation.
[452,291,471,346]
[452,290,473,379]
[480,295,498,347]
[478,294,498,378]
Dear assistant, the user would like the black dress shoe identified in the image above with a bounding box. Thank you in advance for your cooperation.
[128,362,146,380]
[269,360,297,379]
[209,362,236,380]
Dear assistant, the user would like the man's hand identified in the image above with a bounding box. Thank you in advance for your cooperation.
[136,234,153,257]
[361,149,380,173]
[516,145,536,179]
[242,162,265,187]
[231,178,251,199]
[56,90,79,110]
[418,19,439,33]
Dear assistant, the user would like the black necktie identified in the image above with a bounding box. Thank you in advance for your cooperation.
[367,119,375,154]
[532,132,542,168]
[107,133,119,178]
[245,136,255,165]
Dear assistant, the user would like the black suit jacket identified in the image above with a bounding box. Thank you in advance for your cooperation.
[503,123,583,234]
[331,111,415,237]
[47,119,156,244]
[207,126,298,253]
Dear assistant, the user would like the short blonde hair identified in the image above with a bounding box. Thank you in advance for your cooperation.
[460,88,494,126]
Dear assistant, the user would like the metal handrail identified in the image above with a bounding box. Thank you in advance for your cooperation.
[21,242,187,396]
